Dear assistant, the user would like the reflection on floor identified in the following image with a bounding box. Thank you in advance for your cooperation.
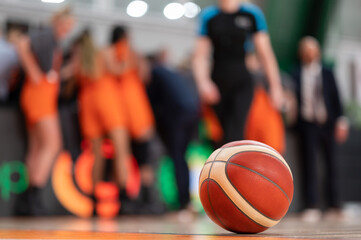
[0,214,361,239]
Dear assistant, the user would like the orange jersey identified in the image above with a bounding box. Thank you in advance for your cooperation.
[117,71,154,139]
[21,76,59,127]
[114,40,131,64]
[114,41,154,139]
[245,87,285,154]
[21,44,62,128]
[78,73,127,139]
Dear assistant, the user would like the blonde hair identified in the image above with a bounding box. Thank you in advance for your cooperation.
[77,31,100,79]
[52,6,72,23]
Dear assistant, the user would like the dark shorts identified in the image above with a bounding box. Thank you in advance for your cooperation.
[211,62,254,145]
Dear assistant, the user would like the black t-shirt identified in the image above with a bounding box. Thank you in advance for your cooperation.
[198,3,268,63]
[29,26,58,73]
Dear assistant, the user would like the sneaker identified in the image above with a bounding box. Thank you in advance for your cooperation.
[300,208,322,223]
[14,190,32,216]
[28,187,47,216]
[139,185,166,215]
[324,208,347,222]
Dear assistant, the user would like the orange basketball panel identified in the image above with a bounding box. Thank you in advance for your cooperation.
[205,179,268,233]
[226,164,290,220]
[227,152,294,201]
[199,180,226,230]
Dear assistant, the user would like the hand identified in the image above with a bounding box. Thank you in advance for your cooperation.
[335,117,349,144]
[283,89,298,126]
[47,70,59,83]
[270,85,285,111]
[199,80,221,105]
[16,35,30,52]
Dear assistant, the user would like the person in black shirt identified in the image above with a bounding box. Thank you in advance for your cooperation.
[193,0,283,146]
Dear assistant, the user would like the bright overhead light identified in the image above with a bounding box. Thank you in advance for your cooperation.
[184,2,201,18]
[163,2,185,20]
[41,0,65,3]
[127,0,148,18]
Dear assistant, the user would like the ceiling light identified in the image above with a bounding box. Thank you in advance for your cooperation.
[41,0,65,3]
[184,2,200,18]
[127,0,148,18]
[163,3,185,20]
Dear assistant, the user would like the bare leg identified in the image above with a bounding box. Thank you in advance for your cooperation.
[138,128,154,142]
[25,128,40,186]
[109,128,130,189]
[28,116,62,187]
[91,137,105,191]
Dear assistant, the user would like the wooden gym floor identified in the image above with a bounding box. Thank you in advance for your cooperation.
[0,214,361,239]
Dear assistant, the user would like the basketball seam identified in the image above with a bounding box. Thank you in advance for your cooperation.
[202,179,228,231]
[220,145,291,174]
[205,148,227,228]
[199,150,220,182]
[208,148,223,179]
[228,162,291,203]
[207,178,268,229]
[204,160,226,165]
[224,153,281,222]
[224,150,292,182]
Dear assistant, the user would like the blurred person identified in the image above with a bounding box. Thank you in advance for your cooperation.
[193,0,284,147]
[245,53,285,154]
[292,37,349,222]
[16,6,75,215]
[147,50,200,212]
[104,26,161,213]
[67,30,130,207]
[0,22,26,103]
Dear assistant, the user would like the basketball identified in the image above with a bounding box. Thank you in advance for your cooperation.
[199,140,294,233]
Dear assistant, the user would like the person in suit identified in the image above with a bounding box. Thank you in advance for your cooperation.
[292,36,349,222]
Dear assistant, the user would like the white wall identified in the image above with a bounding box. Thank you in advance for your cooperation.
[324,0,361,105]
[0,0,198,65]
[334,41,361,105]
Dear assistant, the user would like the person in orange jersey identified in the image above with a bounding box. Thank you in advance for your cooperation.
[16,7,74,215]
[104,26,163,213]
[105,26,155,143]
[245,53,286,154]
[67,30,131,205]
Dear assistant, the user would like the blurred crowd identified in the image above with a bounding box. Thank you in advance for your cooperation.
[0,1,350,222]
[1,7,201,218]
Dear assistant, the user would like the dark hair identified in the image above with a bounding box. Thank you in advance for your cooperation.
[5,20,28,35]
[110,25,127,44]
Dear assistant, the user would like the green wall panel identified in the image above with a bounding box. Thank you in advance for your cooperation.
[264,0,336,71]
